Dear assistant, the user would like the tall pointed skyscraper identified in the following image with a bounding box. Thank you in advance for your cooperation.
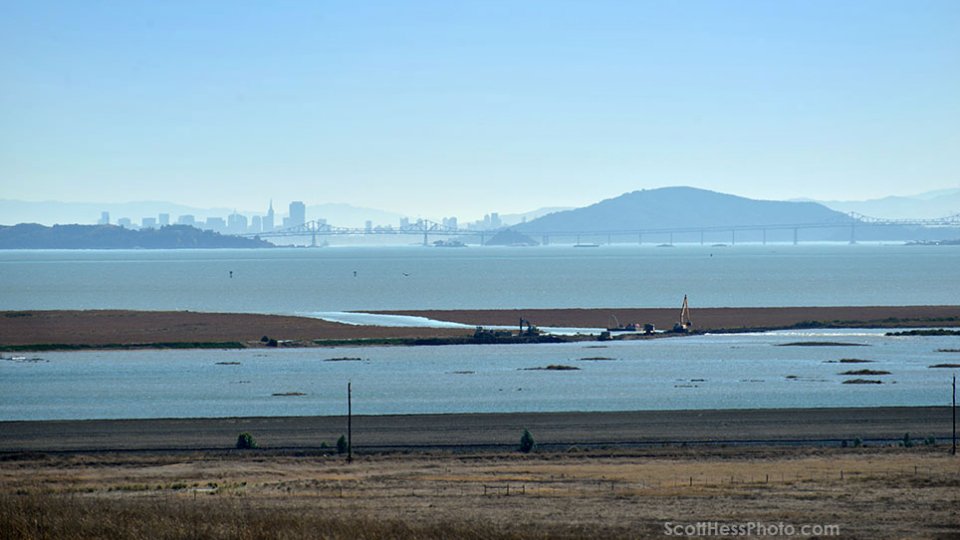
[264,200,275,231]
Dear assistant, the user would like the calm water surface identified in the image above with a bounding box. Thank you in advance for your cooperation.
[2,330,957,421]
[1,244,958,312]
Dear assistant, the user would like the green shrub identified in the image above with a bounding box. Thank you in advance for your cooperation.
[519,429,535,453]
[902,432,913,448]
[236,432,257,449]
[336,435,348,454]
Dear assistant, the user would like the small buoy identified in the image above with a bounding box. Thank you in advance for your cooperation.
[229,271,233,278]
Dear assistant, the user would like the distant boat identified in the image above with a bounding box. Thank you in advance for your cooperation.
[433,240,467,248]
[607,315,640,332]
[574,243,600,248]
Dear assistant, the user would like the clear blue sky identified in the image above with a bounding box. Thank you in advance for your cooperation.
[2,1,958,220]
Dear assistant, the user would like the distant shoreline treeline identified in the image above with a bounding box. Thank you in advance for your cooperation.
[0,224,273,249]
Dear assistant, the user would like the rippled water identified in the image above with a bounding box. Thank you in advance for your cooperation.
[3,329,957,421]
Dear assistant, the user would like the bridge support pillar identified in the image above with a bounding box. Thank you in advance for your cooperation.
[762,229,767,245]
[793,228,799,245]
[638,233,643,245]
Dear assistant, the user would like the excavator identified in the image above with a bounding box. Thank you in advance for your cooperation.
[672,295,692,333]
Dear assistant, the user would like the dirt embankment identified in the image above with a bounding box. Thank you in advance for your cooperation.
[0,407,951,453]
[381,305,960,331]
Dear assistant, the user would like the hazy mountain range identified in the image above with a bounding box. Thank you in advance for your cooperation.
[810,189,960,219]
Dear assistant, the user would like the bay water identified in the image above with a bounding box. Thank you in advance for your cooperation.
[2,329,957,421]
[1,244,958,420]
[1,244,958,313]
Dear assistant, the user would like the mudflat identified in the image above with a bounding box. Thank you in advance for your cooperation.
[1,305,958,348]
[0,310,467,347]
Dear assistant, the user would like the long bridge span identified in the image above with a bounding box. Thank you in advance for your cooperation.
[239,213,960,247]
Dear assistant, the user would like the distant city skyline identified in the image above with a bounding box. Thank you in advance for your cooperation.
[2,1,958,218]
[2,182,960,229]
[83,196,519,235]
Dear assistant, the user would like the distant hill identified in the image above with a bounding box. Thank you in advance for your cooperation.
[517,187,848,232]
[0,224,274,249]
[498,207,574,226]
[514,187,958,243]
[485,229,539,246]
[816,189,960,220]
[305,203,404,229]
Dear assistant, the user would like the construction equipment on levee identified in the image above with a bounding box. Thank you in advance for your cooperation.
[672,295,692,333]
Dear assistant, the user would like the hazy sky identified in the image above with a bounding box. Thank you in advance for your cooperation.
[2,1,958,220]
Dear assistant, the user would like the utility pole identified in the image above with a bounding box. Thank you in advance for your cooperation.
[952,374,956,456]
[347,381,353,463]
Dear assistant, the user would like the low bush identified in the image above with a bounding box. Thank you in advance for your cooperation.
[236,432,257,449]
[519,429,535,453]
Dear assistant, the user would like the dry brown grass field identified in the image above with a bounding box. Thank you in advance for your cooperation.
[2,446,959,539]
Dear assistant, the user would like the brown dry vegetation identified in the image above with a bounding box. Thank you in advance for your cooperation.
[2,447,959,539]
[2,306,959,349]
[0,310,468,347]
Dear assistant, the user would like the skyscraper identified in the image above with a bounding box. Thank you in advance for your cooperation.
[227,212,248,234]
[289,201,306,227]
[264,200,275,231]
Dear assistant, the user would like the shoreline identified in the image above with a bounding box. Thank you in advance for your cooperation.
[1,305,959,350]
[1,406,952,453]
